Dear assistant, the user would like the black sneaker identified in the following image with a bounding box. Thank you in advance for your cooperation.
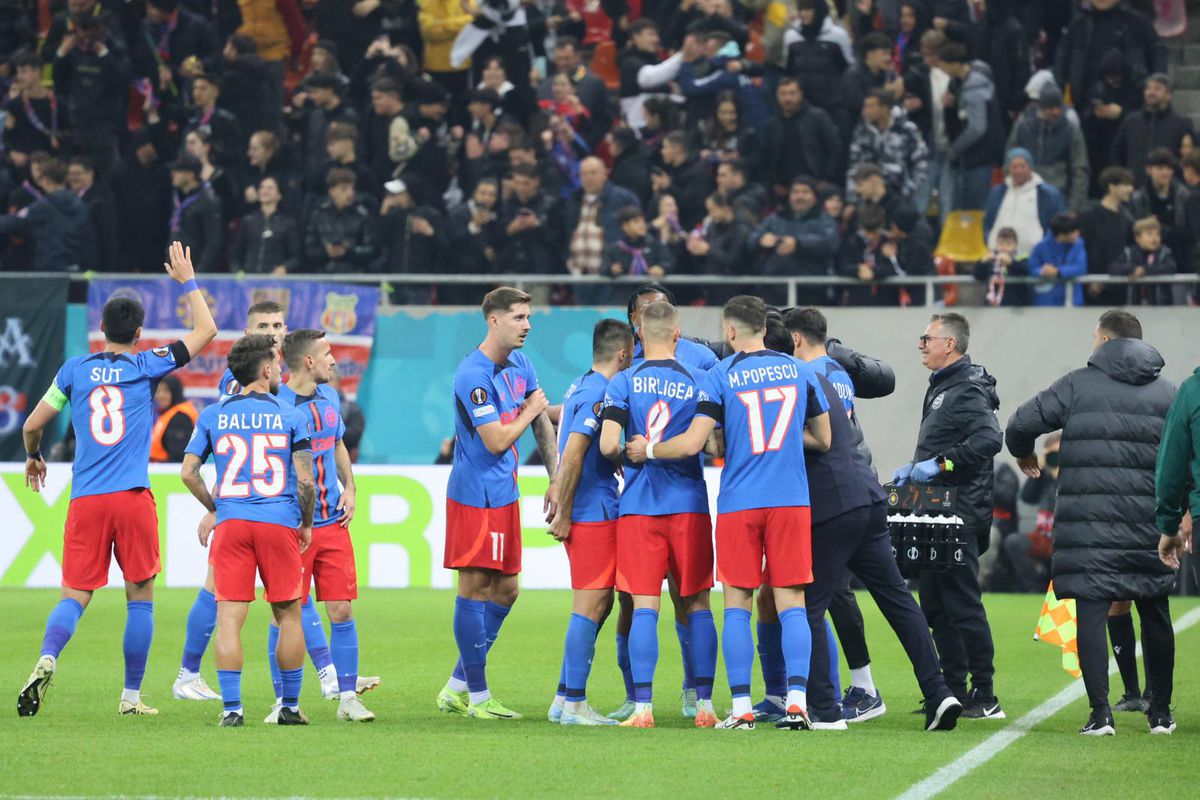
[924,693,963,731]
[219,711,244,727]
[278,706,309,726]
[1080,708,1115,736]
[1148,710,1176,735]
[962,689,1006,720]
[1114,693,1149,713]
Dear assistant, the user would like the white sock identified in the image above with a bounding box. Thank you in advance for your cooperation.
[697,698,714,713]
[177,667,199,682]
[224,706,243,716]
[121,688,140,705]
[786,689,807,712]
[765,693,785,709]
[340,690,356,702]
[468,689,491,704]
[447,676,469,693]
[850,666,876,695]
[732,696,753,716]
[275,697,283,706]
[317,665,336,683]
[564,699,586,714]
[634,701,653,716]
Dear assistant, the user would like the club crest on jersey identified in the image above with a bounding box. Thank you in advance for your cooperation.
[513,377,527,397]
[320,292,359,334]
[932,392,946,410]
[323,406,338,426]
[470,388,488,404]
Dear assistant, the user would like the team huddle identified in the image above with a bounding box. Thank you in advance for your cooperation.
[439,284,964,731]
[17,253,967,731]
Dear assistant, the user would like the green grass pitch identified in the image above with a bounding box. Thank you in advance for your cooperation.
[1,588,1197,799]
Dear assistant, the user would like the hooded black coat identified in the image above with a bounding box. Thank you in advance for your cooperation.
[1004,337,1177,601]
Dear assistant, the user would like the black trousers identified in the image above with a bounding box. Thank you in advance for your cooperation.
[918,531,996,697]
[829,583,871,670]
[1077,595,1174,713]
[806,502,948,716]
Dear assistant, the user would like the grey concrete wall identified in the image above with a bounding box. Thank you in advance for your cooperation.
[676,306,1199,475]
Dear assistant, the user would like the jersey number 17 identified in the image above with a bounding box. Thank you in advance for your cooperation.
[737,386,797,455]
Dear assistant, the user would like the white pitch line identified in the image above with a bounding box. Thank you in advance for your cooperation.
[895,604,1200,800]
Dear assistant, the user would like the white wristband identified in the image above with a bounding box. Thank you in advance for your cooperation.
[645,440,656,460]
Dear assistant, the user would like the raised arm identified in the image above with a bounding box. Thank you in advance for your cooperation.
[164,241,218,358]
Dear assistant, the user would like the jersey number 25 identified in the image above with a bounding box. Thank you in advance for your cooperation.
[216,434,288,498]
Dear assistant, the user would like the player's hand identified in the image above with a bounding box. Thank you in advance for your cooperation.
[24,456,46,492]
[297,526,313,554]
[1017,454,1041,479]
[547,509,570,542]
[544,479,559,521]
[337,488,356,527]
[626,435,649,464]
[197,511,216,547]
[164,240,196,282]
[522,388,549,419]
[1159,533,1185,570]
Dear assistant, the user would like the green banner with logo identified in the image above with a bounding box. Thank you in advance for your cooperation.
[0,278,67,461]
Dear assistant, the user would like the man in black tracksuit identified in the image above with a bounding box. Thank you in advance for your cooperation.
[784,308,962,731]
[894,312,1003,719]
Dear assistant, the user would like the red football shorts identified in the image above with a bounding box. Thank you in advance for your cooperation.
[211,519,303,603]
[616,513,713,597]
[62,488,161,591]
[564,521,618,590]
[444,498,522,575]
[302,523,359,601]
[716,506,812,589]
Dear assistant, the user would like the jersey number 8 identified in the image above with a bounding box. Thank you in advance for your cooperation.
[216,433,289,498]
[737,386,797,455]
[88,386,126,446]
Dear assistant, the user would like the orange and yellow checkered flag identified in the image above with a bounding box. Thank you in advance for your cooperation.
[1033,581,1081,678]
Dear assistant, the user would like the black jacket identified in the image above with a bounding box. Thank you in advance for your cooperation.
[52,45,130,143]
[230,208,301,273]
[304,196,377,272]
[217,54,273,149]
[758,104,842,188]
[663,156,714,231]
[1111,106,1197,183]
[0,188,88,271]
[911,355,1003,544]
[78,183,119,271]
[376,205,444,273]
[172,186,224,273]
[1004,338,1176,601]
[610,146,653,208]
[807,365,888,525]
[1055,1,1166,110]
[497,192,563,274]
[132,9,221,83]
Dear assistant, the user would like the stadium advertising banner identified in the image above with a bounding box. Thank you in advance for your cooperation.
[0,464,723,590]
[86,278,380,399]
[0,278,67,461]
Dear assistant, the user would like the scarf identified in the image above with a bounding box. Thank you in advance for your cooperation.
[23,92,58,148]
[616,239,649,275]
[170,189,201,233]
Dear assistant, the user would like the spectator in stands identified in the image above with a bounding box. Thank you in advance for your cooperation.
[41,0,126,62]
[649,193,686,265]
[183,128,239,226]
[67,155,118,271]
[984,148,1066,258]
[1077,166,1136,306]
[678,32,769,135]
[888,203,935,305]
[618,18,678,133]
[1131,148,1191,268]
[298,73,360,182]
[684,191,749,303]
[498,162,561,274]
[1002,432,1059,594]
[665,0,747,53]
[758,76,842,199]
[168,155,223,273]
[361,77,410,181]
[150,374,197,463]
[608,127,652,207]
[843,32,904,132]
[749,175,839,305]
[0,157,86,271]
[230,176,300,274]
[695,90,761,167]
[4,52,60,166]
[782,0,854,134]
[111,130,172,271]
[975,226,1031,307]
[183,71,241,168]
[442,176,502,301]
[215,36,275,147]
[978,0,1030,127]
[233,0,305,130]
[308,122,378,202]
[239,130,299,211]
[51,12,129,176]
[1028,212,1086,307]
[1054,0,1166,112]
[539,36,609,146]
[1110,216,1180,306]
[305,167,377,273]
[1183,151,1200,285]
[1082,50,1143,180]
[564,156,640,303]
[311,0,381,75]
[132,0,221,91]
[659,131,714,231]
[1008,83,1090,213]
[940,41,1004,212]
[608,205,670,281]
[375,178,443,302]
[716,158,767,226]
[296,39,349,98]
[845,88,928,204]
[478,56,524,120]
[837,203,905,307]
[418,0,474,102]
[537,72,593,143]
[1112,74,1197,185]
[904,29,949,218]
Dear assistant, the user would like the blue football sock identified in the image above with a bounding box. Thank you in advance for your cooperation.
[723,608,754,702]
[267,623,283,699]
[452,599,512,684]
[556,639,568,697]
[301,595,333,671]
[616,633,635,702]
[757,620,786,698]
[674,620,695,691]
[123,601,153,691]
[780,607,812,699]
[825,617,842,700]
[629,608,659,704]
[40,598,84,659]
[688,610,717,702]
[280,667,303,710]
[563,613,599,703]
[181,588,216,673]
[217,669,242,712]
[330,620,358,694]
[452,596,488,694]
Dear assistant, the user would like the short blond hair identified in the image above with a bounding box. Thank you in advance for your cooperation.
[1132,216,1161,238]
[639,301,679,343]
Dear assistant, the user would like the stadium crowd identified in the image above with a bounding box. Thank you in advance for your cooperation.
[0,0,1198,304]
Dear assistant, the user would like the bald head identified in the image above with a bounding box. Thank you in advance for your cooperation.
[580,157,608,194]
[639,301,679,345]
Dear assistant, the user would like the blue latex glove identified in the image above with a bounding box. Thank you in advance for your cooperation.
[911,458,941,483]
[892,462,914,486]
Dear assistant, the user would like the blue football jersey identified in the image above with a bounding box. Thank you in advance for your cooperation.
[54,342,190,499]
[557,370,618,523]
[700,350,829,514]
[601,359,710,517]
[277,383,345,528]
[449,348,540,508]
[632,336,717,371]
[811,354,856,418]
[185,392,312,527]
